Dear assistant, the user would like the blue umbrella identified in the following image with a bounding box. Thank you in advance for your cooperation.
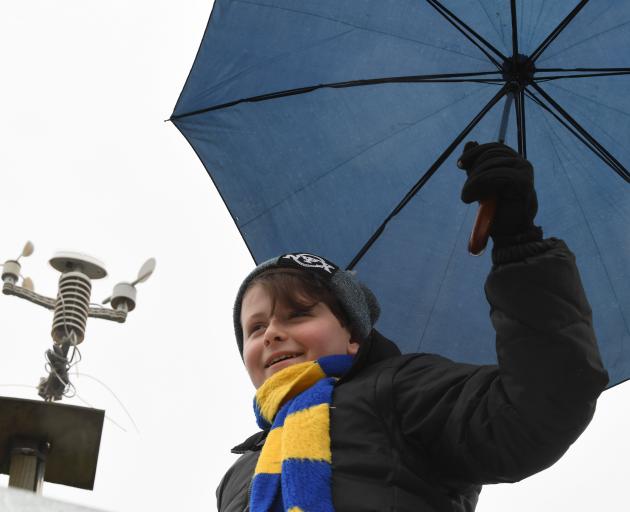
[171,0,630,387]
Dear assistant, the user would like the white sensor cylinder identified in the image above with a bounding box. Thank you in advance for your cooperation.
[51,271,92,344]
[1,260,21,285]
[111,283,136,312]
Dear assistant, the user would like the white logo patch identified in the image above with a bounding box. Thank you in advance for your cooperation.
[281,253,336,274]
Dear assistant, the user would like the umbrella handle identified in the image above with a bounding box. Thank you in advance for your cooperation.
[468,197,497,256]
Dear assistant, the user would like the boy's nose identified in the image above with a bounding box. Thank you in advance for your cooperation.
[263,319,287,346]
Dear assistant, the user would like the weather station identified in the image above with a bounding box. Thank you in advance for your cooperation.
[0,241,155,496]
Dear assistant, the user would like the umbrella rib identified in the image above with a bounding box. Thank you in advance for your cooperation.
[529,86,625,177]
[524,89,609,167]
[534,71,630,82]
[526,87,628,174]
[169,71,502,120]
[529,83,630,182]
[535,17,630,64]
[346,84,509,270]
[531,83,629,179]
[530,0,590,63]
[424,0,507,69]
[536,67,630,72]
[545,81,630,122]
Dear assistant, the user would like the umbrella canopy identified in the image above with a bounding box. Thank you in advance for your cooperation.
[171,0,630,387]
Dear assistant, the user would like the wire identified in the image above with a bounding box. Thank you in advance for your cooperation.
[38,346,130,433]
[67,344,82,381]
[41,343,139,433]
[45,372,129,433]
[40,339,78,401]
[74,372,140,434]
[71,392,128,434]
[68,342,82,367]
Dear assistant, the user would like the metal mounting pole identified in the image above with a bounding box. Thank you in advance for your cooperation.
[8,439,49,494]
[0,396,104,492]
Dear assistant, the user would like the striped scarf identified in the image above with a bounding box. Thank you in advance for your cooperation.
[251,355,354,512]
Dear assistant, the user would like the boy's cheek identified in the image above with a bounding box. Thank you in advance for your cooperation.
[243,358,264,388]
[243,347,260,375]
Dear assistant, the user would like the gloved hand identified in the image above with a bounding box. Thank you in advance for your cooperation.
[458,141,540,247]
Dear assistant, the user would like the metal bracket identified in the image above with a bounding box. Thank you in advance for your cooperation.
[2,282,127,323]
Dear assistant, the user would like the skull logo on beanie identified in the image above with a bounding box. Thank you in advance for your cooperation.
[280,253,337,274]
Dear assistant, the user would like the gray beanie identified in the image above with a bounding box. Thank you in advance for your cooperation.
[233,253,380,355]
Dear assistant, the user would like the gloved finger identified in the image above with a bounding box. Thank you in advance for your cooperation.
[457,141,479,171]
[458,142,518,172]
[460,142,519,172]
[471,155,532,177]
[461,163,533,203]
[461,173,515,203]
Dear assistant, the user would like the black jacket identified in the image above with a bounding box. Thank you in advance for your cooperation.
[217,239,609,511]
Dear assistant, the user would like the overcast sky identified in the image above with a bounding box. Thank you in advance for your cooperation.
[1,2,628,511]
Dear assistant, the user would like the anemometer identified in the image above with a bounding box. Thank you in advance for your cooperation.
[0,241,155,493]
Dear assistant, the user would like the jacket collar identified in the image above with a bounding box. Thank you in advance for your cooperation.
[339,328,400,383]
[231,430,268,454]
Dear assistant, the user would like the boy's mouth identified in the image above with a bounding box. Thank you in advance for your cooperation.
[265,352,304,368]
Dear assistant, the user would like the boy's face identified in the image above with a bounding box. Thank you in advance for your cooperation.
[241,283,359,388]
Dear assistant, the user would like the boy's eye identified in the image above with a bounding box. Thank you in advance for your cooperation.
[290,309,311,318]
[249,323,265,335]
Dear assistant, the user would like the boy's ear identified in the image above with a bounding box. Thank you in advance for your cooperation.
[347,338,360,356]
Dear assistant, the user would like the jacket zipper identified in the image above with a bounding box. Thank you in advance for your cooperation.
[245,478,253,510]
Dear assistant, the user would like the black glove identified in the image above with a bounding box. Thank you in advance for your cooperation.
[458,141,541,247]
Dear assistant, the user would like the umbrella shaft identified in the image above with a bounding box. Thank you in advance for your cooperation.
[498,93,515,143]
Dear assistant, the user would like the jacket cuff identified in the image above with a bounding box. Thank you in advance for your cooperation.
[492,227,555,264]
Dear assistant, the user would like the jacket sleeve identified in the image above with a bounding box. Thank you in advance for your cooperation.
[391,238,609,485]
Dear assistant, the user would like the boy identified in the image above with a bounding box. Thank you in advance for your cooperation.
[217,143,608,512]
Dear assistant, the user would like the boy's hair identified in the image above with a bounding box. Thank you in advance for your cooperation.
[233,253,380,356]
[248,267,353,334]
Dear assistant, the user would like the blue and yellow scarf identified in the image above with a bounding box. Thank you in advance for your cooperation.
[251,355,354,512]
